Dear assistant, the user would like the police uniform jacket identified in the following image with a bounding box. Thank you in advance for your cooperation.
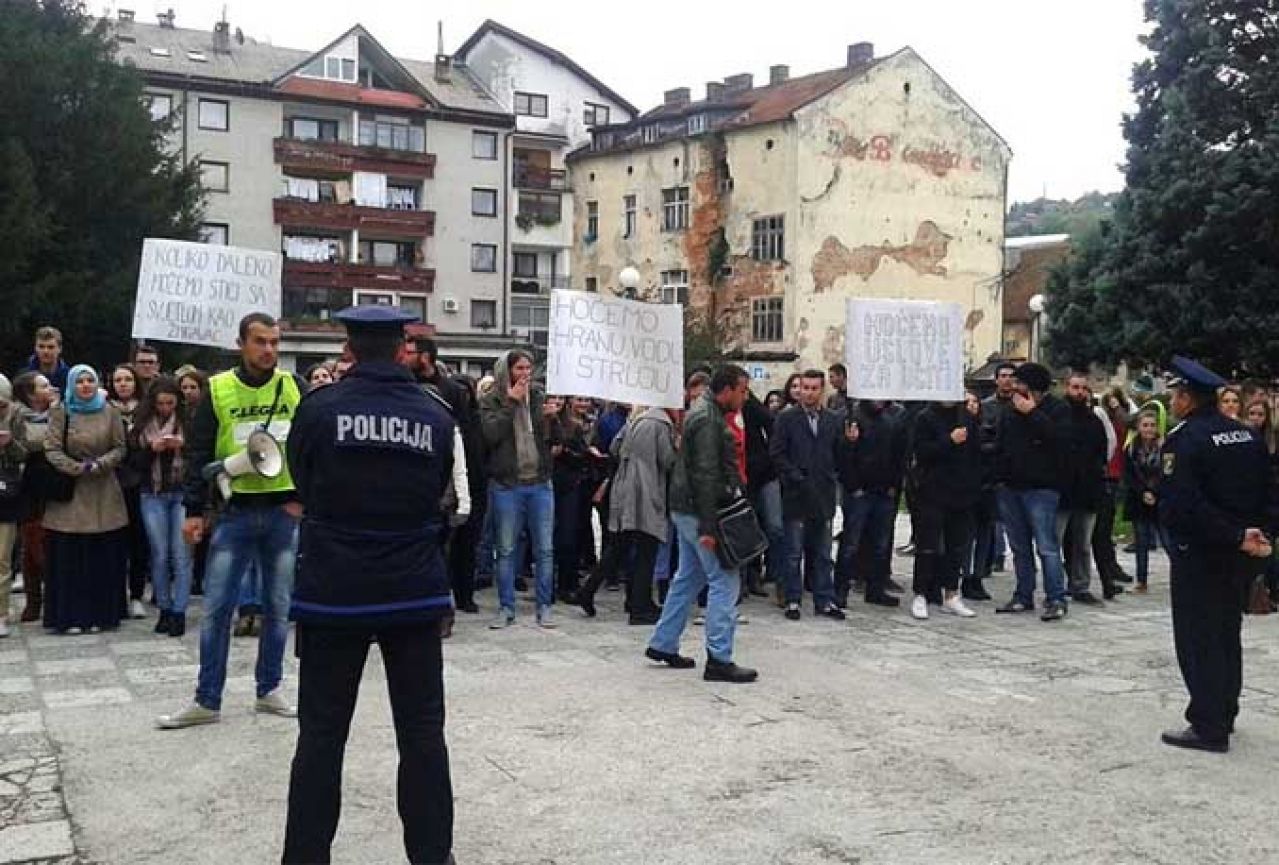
[287,361,456,627]
[1158,407,1269,552]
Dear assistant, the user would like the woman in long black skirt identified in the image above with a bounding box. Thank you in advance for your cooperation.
[42,366,130,634]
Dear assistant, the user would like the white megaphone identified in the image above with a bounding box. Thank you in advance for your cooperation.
[202,429,283,501]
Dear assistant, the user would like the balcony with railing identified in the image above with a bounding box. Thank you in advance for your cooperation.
[283,259,435,294]
[274,136,436,179]
[273,198,435,237]
[510,275,571,296]
[513,165,569,191]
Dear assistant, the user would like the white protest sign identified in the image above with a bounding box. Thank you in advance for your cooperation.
[846,298,964,402]
[547,289,684,409]
[132,238,282,350]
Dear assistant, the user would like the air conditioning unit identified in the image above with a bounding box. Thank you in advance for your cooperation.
[442,297,460,314]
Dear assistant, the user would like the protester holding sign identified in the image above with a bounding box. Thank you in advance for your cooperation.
[547,290,684,409]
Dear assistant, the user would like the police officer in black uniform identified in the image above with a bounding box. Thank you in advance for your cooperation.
[1158,356,1272,754]
[282,306,457,864]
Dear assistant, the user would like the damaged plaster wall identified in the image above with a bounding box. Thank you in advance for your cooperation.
[570,137,701,298]
[791,48,1010,374]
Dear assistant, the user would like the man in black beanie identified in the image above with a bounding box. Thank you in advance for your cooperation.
[993,363,1072,621]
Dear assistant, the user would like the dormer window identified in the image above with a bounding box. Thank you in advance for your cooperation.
[687,114,708,135]
[642,125,660,144]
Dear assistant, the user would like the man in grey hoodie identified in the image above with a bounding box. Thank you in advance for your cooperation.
[478,350,556,628]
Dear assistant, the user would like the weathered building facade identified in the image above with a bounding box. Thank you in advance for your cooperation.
[1002,234,1070,363]
[568,44,1011,388]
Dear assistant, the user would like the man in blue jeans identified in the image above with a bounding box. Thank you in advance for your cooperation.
[993,362,1071,622]
[478,349,556,629]
[646,365,757,683]
[158,313,303,729]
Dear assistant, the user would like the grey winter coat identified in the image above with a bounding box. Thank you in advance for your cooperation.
[607,408,677,542]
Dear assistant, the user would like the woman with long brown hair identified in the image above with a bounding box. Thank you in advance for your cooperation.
[130,377,192,636]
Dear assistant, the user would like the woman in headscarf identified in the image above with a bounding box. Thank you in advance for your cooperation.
[42,366,130,634]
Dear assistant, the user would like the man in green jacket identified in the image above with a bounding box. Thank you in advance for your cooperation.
[478,349,557,629]
[645,364,757,683]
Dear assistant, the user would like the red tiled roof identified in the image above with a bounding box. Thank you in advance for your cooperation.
[642,66,864,129]
[277,77,428,110]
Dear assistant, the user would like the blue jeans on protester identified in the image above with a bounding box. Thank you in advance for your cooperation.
[997,487,1067,606]
[1133,518,1167,585]
[751,480,785,582]
[784,518,835,609]
[238,560,262,611]
[139,492,192,615]
[476,488,497,581]
[836,490,896,597]
[492,482,555,611]
[195,505,297,711]
[649,512,741,663]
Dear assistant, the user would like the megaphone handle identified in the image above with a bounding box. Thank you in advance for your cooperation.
[217,473,233,501]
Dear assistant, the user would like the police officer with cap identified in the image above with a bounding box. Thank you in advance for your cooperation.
[1158,355,1272,754]
[282,305,456,864]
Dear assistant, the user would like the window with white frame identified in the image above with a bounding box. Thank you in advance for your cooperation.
[471,244,497,272]
[198,223,229,245]
[359,116,424,152]
[584,102,610,127]
[687,114,708,135]
[514,92,548,117]
[659,270,689,305]
[513,252,539,278]
[662,187,689,231]
[355,290,426,322]
[145,93,172,122]
[200,160,229,192]
[471,299,497,329]
[623,194,636,237]
[471,188,498,217]
[197,98,228,131]
[752,297,784,343]
[511,302,550,347]
[642,125,661,144]
[287,117,340,142]
[472,130,498,160]
[751,215,785,261]
[586,201,599,239]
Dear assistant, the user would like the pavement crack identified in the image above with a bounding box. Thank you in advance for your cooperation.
[484,755,518,783]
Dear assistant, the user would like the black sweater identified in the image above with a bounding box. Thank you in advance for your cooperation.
[995,393,1069,491]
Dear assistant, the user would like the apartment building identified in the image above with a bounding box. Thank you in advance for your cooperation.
[455,20,636,349]
[112,10,519,374]
[567,43,1012,387]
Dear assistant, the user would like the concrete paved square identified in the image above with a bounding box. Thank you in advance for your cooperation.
[3,537,1279,864]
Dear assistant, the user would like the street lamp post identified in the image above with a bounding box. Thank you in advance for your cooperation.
[1028,293,1046,362]
[618,266,640,300]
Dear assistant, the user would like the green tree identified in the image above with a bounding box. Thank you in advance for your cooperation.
[0,0,203,374]
[1046,0,1279,376]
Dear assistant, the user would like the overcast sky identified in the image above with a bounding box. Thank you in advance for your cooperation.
[127,0,1149,204]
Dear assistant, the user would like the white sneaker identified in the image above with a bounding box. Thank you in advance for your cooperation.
[910,594,929,620]
[536,606,557,629]
[0,618,9,638]
[255,689,298,718]
[693,613,706,626]
[489,607,516,630]
[156,702,221,730]
[941,596,977,618]
[736,611,750,625]
[128,599,147,619]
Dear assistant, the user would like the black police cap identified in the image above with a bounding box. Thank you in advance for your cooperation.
[1166,355,1227,394]
[333,305,419,334]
